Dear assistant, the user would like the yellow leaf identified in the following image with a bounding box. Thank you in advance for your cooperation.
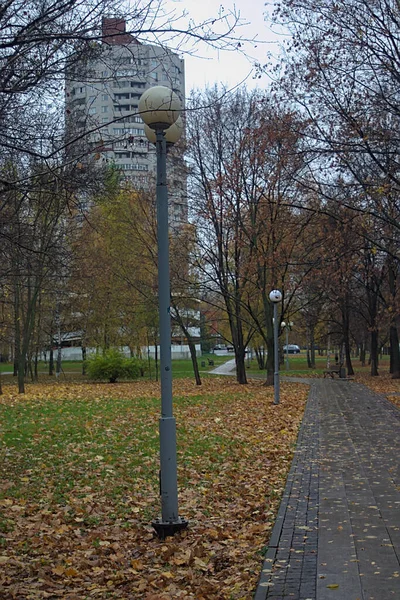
[327,584,339,589]
[52,565,65,576]
[64,567,78,577]
[161,571,174,579]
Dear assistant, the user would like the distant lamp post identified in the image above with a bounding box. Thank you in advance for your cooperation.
[269,290,282,405]
[281,321,293,371]
[139,86,188,539]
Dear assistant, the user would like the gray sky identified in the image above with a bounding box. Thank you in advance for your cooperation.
[164,0,285,92]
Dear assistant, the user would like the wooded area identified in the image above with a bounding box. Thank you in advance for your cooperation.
[1,0,400,392]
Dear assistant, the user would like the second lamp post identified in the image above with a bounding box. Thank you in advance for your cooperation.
[269,289,282,405]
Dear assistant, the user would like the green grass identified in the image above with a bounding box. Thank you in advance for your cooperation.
[0,354,232,382]
[171,353,232,377]
[0,384,243,510]
[0,393,161,507]
[246,352,391,377]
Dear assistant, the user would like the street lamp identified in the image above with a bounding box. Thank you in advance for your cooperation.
[281,321,293,371]
[139,86,188,539]
[269,290,282,405]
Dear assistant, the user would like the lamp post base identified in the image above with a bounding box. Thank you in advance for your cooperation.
[152,517,189,540]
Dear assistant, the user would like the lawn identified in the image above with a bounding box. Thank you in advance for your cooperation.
[246,351,392,378]
[0,354,231,381]
[0,377,308,599]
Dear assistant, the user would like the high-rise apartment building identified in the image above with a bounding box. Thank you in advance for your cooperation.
[65,17,186,225]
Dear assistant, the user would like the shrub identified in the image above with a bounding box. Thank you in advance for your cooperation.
[86,350,143,383]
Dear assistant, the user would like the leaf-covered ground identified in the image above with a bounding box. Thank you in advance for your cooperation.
[0,378,308,599]
[354,371,400,409]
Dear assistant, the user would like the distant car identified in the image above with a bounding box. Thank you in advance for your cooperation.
[283,344,301,354]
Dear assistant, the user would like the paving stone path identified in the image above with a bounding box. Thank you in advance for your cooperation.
[254,378,400,600]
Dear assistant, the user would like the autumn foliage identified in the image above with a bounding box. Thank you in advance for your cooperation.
[0,378,308,599]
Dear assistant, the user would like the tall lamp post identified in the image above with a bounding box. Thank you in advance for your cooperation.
[269,290,282,405]
[139,86,188,539]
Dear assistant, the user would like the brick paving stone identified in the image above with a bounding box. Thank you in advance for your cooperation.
[254,379,400,600]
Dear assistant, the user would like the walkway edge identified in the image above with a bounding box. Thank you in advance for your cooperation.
[254,383,317,599]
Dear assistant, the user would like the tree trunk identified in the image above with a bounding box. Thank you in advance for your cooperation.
[342,303,354,376]
[389,324,400,378]
[171,305,202,385]
[82,345,87,375]
[188,339,201,386]
[154,336,158,382]
[360,342,366,366]
[49,347,54,376]
[344,334,354,376]
[17,353,25,393]
[307,325,316,368]
[34,352,39,381]
[254,345,266,370]
[235,346,247,384]
[370,330,379,376]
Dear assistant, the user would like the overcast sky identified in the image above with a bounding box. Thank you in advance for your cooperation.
[164,0,286,93]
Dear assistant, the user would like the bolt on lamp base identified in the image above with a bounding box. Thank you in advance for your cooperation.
[152,517,188,540]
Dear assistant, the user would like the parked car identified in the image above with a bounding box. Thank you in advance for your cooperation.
[283,344,301,354]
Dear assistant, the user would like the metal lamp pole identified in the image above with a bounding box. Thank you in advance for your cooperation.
[139,87,188,539]
[269,290,282,405]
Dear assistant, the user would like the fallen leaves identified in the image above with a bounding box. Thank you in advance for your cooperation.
[354,372,400,408]
[0,377,308,599]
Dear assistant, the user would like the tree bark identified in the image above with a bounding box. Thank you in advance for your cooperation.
[389,324,400,378]
[49,346,54,376]
[342,301,354,376]
[82,345,87,375]
[188,339,201,386]
[370,330,379,376]
[360,342,366,366]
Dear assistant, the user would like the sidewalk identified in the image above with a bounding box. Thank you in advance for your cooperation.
[209,358,236,375]
[254,378,400,600]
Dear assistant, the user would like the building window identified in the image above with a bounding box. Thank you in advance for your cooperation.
[118,163,149,171]
[88,107,96,114]
[102,106,108,113]
[102,94,108,101]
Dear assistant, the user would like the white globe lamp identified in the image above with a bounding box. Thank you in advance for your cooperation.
[138,86,181,130]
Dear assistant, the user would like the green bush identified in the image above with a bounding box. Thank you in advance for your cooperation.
[86,350,143,383]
